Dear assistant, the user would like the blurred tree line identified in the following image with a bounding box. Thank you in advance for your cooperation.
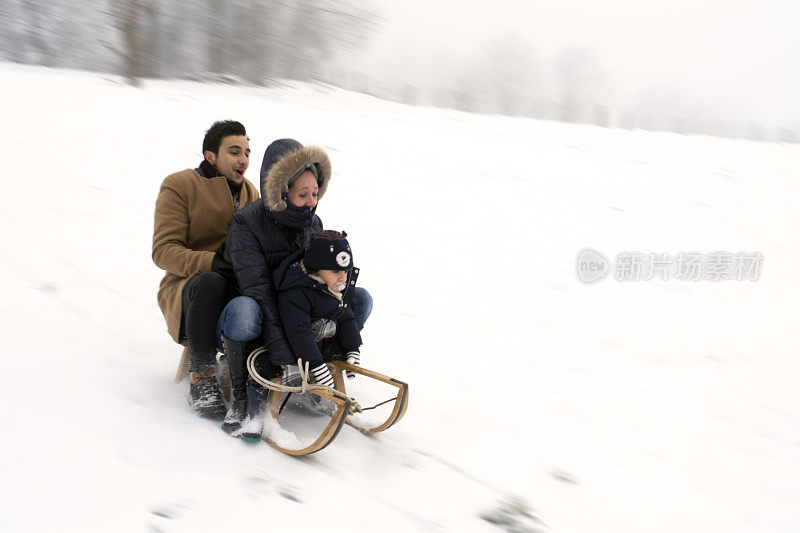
[0,0,377,86]
[0,1,794,141]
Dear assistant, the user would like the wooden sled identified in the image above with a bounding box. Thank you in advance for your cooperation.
[263,374,352,456]
[247,349,410,455]
[328,361,409,434]
[257,362,408,455]
[174,347,190,383]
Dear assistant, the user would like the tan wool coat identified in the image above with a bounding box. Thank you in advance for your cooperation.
[152,168,259,343]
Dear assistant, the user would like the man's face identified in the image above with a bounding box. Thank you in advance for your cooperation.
[206,135,250,185]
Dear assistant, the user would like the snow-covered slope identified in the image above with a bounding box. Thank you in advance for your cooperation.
[1,63,799,532]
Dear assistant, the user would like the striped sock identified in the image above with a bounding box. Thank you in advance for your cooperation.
[310,363,334,388]
[345,351,360,379]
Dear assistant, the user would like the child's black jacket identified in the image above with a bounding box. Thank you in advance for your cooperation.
[273,249,362,367]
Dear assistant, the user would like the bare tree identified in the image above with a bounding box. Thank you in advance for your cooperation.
[555,46,599,123]
[140,0,163,78]
[449,35,541,117]
[20,0,55,66]
[205,0,226,75]
[484,36,541,116]
[123,0,144,86]
[0,0,28,63]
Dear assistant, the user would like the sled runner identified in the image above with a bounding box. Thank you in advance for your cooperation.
[328,361,409,434]
[246,348,409,455]
[263,375,352,455]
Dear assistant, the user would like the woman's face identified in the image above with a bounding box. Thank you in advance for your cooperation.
[286,170,319,208]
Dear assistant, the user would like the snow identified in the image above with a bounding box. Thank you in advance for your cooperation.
[261,414,304,450]
[1,62,800,532]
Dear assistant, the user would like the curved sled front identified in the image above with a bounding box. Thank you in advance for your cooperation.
[328,361,409,433]
[263,376,351,456]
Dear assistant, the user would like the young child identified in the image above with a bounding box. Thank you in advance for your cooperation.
[273,230,362,388]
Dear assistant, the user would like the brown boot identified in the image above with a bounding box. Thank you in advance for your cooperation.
[189,369,226,420]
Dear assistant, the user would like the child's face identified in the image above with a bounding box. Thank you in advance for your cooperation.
[317,269,348,292]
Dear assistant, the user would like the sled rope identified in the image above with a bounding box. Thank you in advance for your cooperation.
[246,347,363,413]
[359,397,396,411]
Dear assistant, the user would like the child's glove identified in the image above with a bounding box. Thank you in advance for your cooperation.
[345,350,360,379]
[310,318,337,342]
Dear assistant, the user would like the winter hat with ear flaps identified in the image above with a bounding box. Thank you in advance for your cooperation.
[303,230,353,272]
[260,138,331,212]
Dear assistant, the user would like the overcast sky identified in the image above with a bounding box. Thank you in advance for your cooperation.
[352,0,800,127]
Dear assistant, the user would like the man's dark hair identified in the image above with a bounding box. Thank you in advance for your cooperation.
[202,120,247,155]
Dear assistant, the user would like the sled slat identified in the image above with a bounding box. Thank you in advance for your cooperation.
[174,347,190,383]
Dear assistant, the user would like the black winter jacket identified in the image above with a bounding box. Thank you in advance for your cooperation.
[225,204,322,364]
[273,250,362,367]
[223,139,333,366]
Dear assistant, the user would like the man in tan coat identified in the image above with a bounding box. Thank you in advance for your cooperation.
[152,120,260,421]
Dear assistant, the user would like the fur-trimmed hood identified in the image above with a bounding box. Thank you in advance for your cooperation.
[259,138,331,212]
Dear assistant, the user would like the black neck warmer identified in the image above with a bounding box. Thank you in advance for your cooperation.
[199,159,243,196]
[198,159,218,178]
[271,203,315,230]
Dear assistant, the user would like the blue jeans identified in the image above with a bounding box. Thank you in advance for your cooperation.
[215,288,373,350]
[216,296,262,349]
[351,287,373,328]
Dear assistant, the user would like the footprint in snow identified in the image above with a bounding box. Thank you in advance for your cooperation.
[277,486,303,503]
[35,282,59,293]
[549,468,579,485]
[480,495,544,533]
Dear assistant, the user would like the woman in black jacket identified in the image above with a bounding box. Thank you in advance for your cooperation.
[222,139,372,438]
